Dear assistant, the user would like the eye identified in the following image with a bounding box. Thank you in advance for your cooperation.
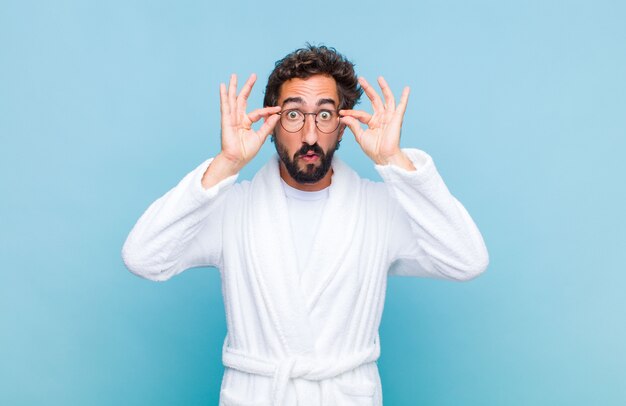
[286,110,302,120]
[318,110,332,121]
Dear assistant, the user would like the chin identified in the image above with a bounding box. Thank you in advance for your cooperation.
[298,161,320,171]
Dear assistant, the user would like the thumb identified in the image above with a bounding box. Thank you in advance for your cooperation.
[340,116,364,143]
[257,114,281,142]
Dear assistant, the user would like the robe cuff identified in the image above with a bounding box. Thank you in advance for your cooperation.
[189,158,239,204]
[375,148,438,185]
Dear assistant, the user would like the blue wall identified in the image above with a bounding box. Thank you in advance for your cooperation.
[1,0,625,404]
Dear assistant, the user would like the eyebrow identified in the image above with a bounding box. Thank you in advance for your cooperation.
[281,97,337,107]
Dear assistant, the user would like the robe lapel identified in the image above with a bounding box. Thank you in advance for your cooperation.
[299,157,362,311]
[244,157,316,355]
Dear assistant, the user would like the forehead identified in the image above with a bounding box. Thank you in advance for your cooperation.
[277,75,339,105]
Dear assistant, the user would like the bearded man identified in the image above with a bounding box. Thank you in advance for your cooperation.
[122,45,489,406]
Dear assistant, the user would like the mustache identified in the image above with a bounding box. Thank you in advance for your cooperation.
[296,143,324,157]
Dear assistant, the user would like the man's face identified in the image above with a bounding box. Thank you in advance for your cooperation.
[274,75,344,188]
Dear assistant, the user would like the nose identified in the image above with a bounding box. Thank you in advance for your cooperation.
[301,114,319,145]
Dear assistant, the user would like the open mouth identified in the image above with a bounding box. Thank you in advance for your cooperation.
[299,152,319,162]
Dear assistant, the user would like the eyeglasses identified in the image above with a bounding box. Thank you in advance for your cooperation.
[277,109,341,134]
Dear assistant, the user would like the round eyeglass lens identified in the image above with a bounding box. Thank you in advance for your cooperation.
[281,110,304,132]
[316,111,338,133]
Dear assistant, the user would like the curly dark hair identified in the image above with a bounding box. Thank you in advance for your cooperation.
[263,45,362,110]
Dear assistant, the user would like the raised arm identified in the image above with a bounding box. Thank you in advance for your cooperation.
[122,160,236,281]
[380,149,489,281]
[342,76,488,280]
[122,74,280,281]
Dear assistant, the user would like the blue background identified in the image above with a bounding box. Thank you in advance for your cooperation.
[1,0,625,404]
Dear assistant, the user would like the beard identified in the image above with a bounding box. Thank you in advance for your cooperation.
[275,139,339,184]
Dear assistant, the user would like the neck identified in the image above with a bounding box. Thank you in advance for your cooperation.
[279,162,333,191]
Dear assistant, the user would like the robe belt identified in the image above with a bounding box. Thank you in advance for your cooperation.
[222,340,380,406]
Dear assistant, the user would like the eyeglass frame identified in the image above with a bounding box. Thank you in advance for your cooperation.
[276,108,342,134]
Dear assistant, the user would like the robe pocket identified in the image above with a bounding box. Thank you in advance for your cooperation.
[219,389,271,406]
[334,380,376,405]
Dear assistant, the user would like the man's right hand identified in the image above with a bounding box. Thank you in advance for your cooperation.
[202,73,281,189]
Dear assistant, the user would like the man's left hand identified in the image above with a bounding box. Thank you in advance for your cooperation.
[340,76,415,170]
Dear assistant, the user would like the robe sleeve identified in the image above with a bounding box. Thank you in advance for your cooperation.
[376,149,489,281]
[121,158,238,281]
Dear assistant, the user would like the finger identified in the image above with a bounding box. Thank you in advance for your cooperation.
[359,77,384,112]
[395,86,411,118]
[378,76,395,112]
[228,73,237,118]
[237,73,256,114]
[256,114,281,141]
[220,83,230,118]
[339,109,372,125]
[247,106,281,123]
[340,116,364,141]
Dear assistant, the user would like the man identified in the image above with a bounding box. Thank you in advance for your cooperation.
[122,45,488,405]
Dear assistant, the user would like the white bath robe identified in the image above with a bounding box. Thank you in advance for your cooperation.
[122,149,489,405]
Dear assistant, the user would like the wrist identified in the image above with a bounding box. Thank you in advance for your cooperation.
[215,152,245,172]
[201,153,243,190]
[377,150,416,171]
